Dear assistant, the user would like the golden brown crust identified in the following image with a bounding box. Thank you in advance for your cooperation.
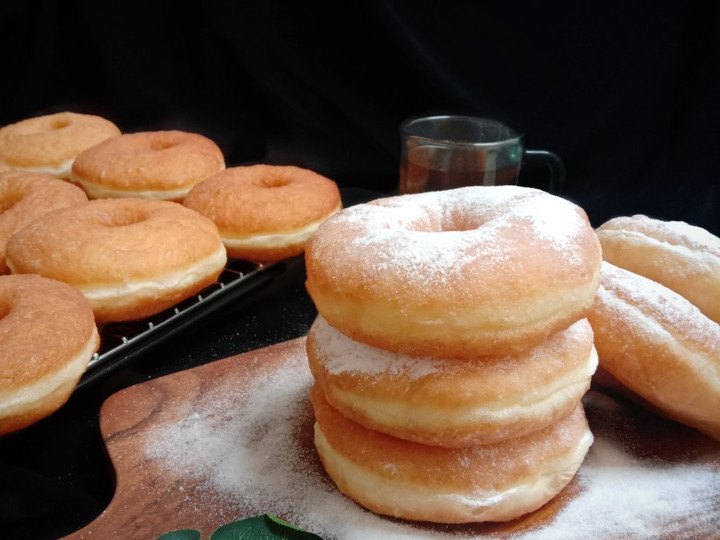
[597,214,720,325]
[305,186,602,357]
[0,112,121,175]
[0,274,99,434]
[184,164,342,261]
[587,262,720,440]
[311,385,593,523]
[6,198,227,322]
[308,315,597,446]
[71,130,225,200]
[0,171,88,274]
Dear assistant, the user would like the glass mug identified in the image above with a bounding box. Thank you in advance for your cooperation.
[399,115,565,195]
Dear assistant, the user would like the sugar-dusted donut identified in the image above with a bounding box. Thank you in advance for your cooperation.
[308,315,597,447]
[183,164,342,261]
[587,261,720,440]
[70,130,225,200]
[311,385,593,524]
[596,214,720,324]
[0,111,121,179]
[305,186,602,357]
[0,171,88,274]
[6,198,227,322]
[0,274,100,434]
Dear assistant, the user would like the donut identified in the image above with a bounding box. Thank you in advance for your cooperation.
[0,171,88,274]
[308,315,597,447]
[587,261,720,441]
[596,214,720,324]
[0,274,100,434]
[305,186,603,358]
[311,385,593,524]
[70,130,225,200]
[0,111,121,179]
[5,198,227,323]
[183,164,342,261]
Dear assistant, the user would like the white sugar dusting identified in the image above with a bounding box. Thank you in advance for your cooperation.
[599,262,720,349]
[144,348,720,540]
[311,315,448,378]
[317,186,591,286]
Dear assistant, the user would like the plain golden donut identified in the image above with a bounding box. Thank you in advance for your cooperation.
[596,214,720,324]
[305,186,602,358]
[311,385,593,524]
[71,130,225,200]
[0,111,121,179]
[308,315,597,447]
[183,164,342,261]
[6,198,227,323]
[0,274,100,434]
[587,261,720,441]
[0,171,88,274]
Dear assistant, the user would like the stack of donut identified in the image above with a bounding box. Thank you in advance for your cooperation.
[588,214,720,441]
[304,185,604,523]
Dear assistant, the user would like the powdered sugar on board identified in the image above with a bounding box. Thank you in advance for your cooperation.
[142,342,720,540]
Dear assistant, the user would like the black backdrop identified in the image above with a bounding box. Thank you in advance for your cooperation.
[1,0,718,233]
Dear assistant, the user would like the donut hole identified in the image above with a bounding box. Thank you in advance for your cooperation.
[260,176,291,188]
[441,218,482,232]
[96,209,148,228]
[50,119,71,130]
[408,211,483,233]
[149,138,179,151]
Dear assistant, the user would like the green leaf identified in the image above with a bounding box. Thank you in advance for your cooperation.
[155,529,202,540]
[209,514,323,540]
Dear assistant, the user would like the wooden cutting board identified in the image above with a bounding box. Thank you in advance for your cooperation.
[64,337,720,540]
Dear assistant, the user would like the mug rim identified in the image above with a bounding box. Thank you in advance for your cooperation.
[401,114,523,148]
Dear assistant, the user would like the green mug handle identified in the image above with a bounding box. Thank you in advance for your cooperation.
[522,150,566,194]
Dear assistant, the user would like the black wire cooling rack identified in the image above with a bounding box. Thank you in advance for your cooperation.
[76,258,285,390]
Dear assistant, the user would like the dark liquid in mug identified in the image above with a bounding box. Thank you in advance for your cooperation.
[400,162,521,194]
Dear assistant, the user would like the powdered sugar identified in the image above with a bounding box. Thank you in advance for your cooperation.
[310,315,448,378]
[143,346,720,540]
[312,186,594,289]
[598,261,720,349]
[601,214,720,255]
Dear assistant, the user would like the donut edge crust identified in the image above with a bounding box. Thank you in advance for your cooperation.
[307,315,598,447]
[311,386,593,524]
[587,262,720,441]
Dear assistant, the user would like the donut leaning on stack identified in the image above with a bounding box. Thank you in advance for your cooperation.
[596,214,720,324]
[304,185,603,523]
[589,214,720,441]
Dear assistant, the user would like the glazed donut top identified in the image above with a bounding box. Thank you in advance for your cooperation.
[0,171,88,273]
[0,112,121,173]
[184,164,342,233]
[307,185,601,318]
[71,130,225,198]
[6,198,226,286]
[0,273,97,389]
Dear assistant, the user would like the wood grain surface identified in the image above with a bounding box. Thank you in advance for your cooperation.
[63,337,720,540]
